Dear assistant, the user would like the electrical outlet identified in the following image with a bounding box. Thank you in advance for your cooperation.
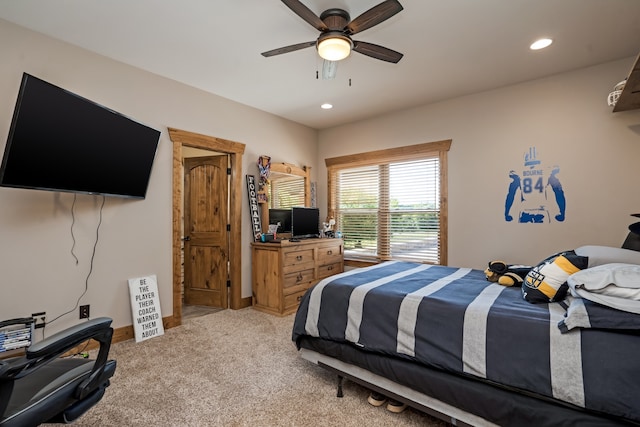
[32,311,46,329]
[79,305,90,319]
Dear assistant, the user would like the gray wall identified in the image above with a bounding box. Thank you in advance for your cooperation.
[0,19,317,333]
[318,57,640,268]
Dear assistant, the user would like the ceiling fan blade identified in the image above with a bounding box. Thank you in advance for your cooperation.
[353,41,403,63]
[346,0,403,35]
[261,41,316,57]
[281,0,327,31]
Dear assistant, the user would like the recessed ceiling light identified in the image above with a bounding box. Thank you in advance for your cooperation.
[321,103,333,110]
[530,38,553,50]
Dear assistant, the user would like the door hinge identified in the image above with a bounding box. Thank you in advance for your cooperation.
[227,168,231,175]
[227,280,231,288]
[226,224,231,231]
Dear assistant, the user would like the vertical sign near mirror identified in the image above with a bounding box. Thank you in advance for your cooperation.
[246,175,262,241]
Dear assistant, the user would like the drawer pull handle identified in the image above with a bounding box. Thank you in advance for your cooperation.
[327,250,333,255]
[296,273,303,282]
[296,255,303,261]
[327,266,333,271]
[297,295,303,302]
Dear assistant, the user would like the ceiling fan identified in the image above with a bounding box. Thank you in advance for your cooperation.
[261,0,404,65]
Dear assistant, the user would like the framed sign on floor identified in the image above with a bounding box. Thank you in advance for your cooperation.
[128,275,164,342]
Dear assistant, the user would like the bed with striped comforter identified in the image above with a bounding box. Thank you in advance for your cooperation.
[292,261,640,424]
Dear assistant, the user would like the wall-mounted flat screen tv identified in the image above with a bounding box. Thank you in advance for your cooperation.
[0,73,161,199]
[291,206,320,239]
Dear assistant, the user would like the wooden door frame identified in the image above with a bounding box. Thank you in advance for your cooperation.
[168,127,249,328]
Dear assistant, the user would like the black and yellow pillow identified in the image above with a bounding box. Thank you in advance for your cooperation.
[522,250,588,303]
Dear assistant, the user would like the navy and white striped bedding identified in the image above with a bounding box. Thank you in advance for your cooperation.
[559,296,640,333]
[292,261,640,423]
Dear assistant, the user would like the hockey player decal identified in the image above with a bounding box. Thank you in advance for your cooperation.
[504,147,566,223]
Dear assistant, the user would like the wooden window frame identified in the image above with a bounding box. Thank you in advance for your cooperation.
[325,139,451,266]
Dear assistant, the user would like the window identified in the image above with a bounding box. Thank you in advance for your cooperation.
[326,140,450,265]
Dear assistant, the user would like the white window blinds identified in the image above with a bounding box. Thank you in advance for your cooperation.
[332,157,442,264]
[270,177,305,208]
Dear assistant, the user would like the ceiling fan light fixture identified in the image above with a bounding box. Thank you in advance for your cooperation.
[317,34,352,61]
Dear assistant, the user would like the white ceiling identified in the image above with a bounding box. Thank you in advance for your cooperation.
[1,0,639,130]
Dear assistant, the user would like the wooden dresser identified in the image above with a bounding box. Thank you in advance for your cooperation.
[251,238,344,316]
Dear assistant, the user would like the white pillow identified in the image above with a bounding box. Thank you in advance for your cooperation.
[574,245,640,268]
[568,263,640,313]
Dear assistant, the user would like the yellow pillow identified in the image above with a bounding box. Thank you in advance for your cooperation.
[522,251,588,303]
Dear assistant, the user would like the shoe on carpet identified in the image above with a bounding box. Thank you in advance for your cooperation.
[386,399,408,413]
[367,391,387,407]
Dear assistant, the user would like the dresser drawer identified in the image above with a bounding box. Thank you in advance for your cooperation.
[284,289,308,311]
[283,249,314,267]
[317,243,343,264]
[283,268,315,289]
[318,262,343,280]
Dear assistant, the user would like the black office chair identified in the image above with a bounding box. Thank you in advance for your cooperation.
[0,317,116,427]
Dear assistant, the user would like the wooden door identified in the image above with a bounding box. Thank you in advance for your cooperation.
[183,155,228,308]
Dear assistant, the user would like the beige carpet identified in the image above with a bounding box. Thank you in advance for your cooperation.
[55,308,447,426]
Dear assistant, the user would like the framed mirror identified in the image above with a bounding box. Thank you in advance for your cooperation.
[261,162,311,233]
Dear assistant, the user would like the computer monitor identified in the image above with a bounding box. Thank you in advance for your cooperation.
[268,208,292,233]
